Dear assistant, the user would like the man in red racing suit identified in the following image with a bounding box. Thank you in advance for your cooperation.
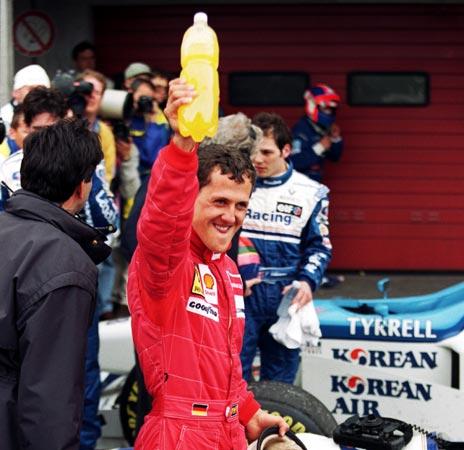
[127,79,288,449]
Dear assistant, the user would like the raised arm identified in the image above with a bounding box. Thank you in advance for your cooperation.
[134,79,197,297]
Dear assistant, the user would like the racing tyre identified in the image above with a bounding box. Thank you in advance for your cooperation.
[119,366,138,446]
[249,381,337,437]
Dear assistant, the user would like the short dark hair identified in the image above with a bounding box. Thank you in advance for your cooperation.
[21,118,103,203]
[197,144,256,190]
[22,87,67,126]
[72,41,96,61]
[252,112,292,151]
[11,104,25,129]
[130,78,155,93]
[151,69,169,81]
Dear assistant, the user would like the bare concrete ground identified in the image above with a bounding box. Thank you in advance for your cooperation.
[315,272,464,300]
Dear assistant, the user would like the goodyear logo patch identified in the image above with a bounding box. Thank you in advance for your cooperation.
[276,202,303,217]
[187,297,219,322]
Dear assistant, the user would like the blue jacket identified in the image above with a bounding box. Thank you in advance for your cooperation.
[130,115,170,177]
[291,116,343,182]
[240,163,332,316]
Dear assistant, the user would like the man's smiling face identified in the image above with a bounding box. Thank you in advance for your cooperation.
[193,167,252,253]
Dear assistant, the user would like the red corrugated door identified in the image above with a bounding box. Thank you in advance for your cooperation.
[95,4,464,270]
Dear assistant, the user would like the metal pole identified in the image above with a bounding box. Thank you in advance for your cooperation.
[0,0,14,106]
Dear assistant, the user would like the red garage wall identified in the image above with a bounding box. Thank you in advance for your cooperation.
[95,4,464,270]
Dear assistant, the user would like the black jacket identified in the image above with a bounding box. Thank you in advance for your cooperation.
[0,190,110,450]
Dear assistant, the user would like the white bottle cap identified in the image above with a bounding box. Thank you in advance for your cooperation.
[194,12,208,24]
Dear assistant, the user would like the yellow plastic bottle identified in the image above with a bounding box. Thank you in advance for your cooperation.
[178,12,219,142]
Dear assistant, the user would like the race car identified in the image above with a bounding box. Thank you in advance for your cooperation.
[303,280,464,441]
[98,280,464,447]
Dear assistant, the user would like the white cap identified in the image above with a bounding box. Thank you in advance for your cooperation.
[194,12,208,24]
[13,64,50,90]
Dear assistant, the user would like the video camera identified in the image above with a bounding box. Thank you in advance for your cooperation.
[52,70,93,117]
[136,96,154,114]
[52,70,133,141]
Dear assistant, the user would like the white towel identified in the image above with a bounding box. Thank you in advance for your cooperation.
[269,301,322,350]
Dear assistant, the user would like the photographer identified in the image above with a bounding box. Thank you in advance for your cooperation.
[75,69,117,184]
[69,69,141,321]
[129,78,170,181]
[290,83,343,183]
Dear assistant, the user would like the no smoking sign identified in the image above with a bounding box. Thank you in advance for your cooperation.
[14,11,55,57]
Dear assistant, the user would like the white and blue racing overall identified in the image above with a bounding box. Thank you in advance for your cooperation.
[240,162,332,383]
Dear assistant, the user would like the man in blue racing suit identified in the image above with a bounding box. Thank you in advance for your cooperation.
[240,112,332,384]
[290,83,343,183]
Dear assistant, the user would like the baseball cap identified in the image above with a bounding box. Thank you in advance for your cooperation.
[13,64,50,90]
[124,62,152,80]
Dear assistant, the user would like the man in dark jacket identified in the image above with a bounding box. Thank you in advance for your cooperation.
[0,119,111,450]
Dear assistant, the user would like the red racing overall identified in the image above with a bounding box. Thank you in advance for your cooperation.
[128,141,260,450]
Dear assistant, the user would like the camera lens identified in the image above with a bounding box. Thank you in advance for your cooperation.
[137,96,154,114]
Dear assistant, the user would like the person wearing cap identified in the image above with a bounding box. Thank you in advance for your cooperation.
[290,83,343,183]
[124,62,152,90]
[239,112,332,384]
[0,64,50,132]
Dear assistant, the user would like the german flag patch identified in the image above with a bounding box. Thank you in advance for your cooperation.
[192,403,208,416]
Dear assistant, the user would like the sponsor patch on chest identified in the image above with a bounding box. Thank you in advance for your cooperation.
[227,272,245,318]
[191,266,204,296]
[198,264,218,305]
[276,201,303,217]
[188,264,219,321]
[186,297,219,322]
[190,264,218,304]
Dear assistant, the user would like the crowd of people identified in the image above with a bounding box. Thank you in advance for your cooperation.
[0,40,344,450]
